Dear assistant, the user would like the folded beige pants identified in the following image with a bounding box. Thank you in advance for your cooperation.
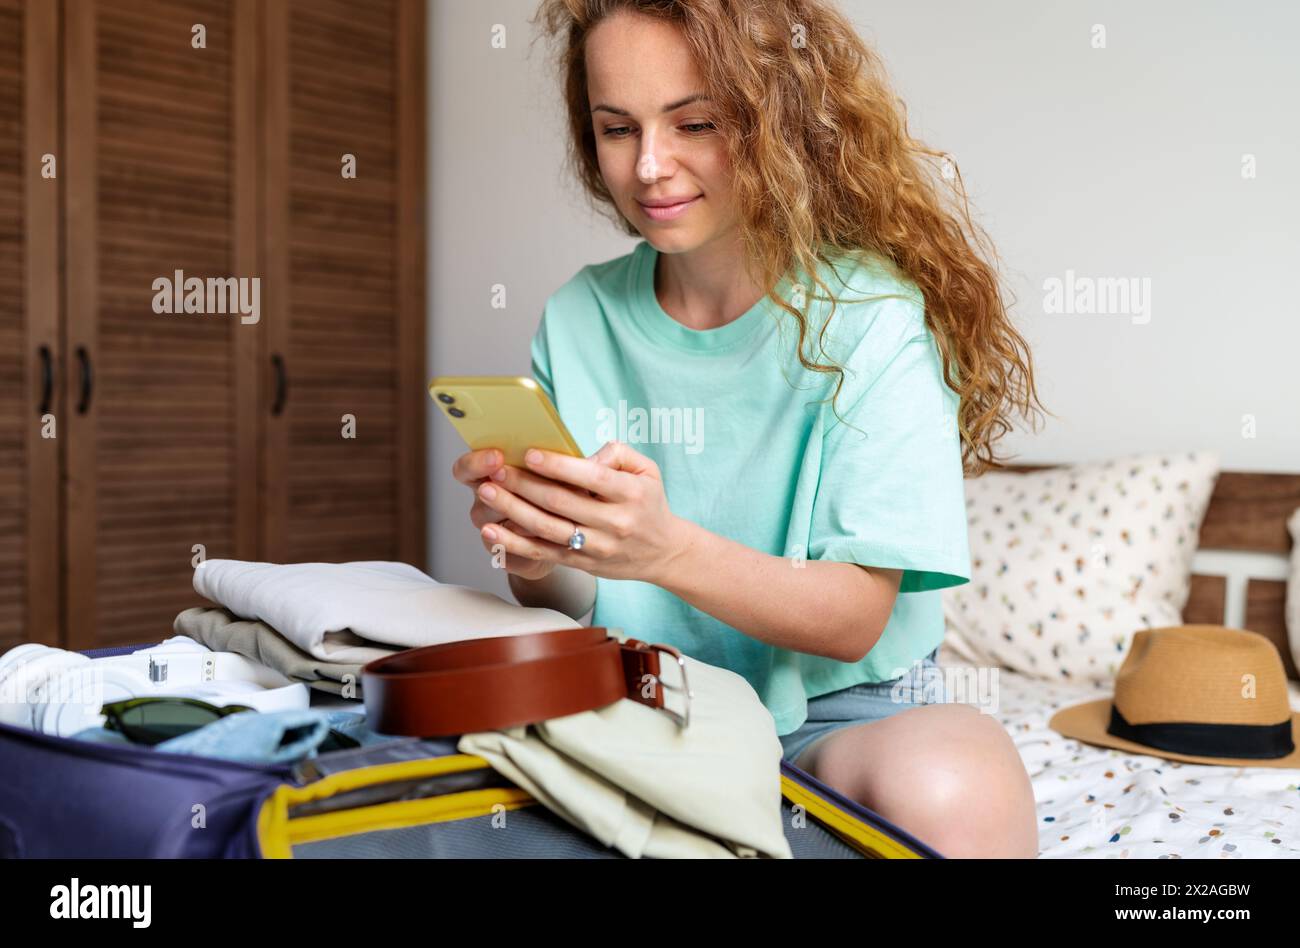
[458,652,792,859]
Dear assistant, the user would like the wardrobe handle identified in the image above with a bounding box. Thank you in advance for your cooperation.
[270,353,287,416]
[76,346,93,415]
[38,345,53,416]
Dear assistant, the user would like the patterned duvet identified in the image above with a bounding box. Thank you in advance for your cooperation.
[937,647,1300,858]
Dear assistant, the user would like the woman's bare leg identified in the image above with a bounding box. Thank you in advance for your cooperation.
[795,702,1038,858]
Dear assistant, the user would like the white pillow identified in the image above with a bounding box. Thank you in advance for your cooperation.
[1287,508,1300,672]
[940,450,1220,685]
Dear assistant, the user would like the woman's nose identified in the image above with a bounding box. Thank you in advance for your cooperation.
[637,154,660,183]
[636,131,674,183]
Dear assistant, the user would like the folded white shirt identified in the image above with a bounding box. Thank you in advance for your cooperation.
[192,560,582,663]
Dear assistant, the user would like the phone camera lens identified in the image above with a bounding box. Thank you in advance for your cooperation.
[447,407,465,418]
[436,392,455,404]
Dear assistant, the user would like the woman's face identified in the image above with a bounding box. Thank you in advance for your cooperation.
[585,11,738,255]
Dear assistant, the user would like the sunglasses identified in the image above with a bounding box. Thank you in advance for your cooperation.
[100,697,360,752]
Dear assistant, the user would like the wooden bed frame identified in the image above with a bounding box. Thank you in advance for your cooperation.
[1002,465,1300,680]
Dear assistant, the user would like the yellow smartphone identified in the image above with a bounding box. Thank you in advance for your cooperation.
[429,375,583,468]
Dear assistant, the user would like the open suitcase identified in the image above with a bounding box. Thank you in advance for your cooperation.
[0,643,943,859]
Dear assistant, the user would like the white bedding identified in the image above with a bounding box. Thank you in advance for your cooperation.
[937,645,1300,858]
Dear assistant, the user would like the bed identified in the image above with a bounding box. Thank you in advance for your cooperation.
[936,466,1300,859]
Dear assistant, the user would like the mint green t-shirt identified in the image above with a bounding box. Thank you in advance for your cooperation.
[530,239,971,736]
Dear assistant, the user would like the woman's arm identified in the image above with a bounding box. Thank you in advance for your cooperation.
[508,563,597,621]
[479,445,901,656]
[653,518,903,663]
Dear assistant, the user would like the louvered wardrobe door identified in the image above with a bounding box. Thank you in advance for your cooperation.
[63,0,258,649]
[261,0,425,567]
[0,0,58,651]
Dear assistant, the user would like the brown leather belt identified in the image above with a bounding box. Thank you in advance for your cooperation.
[361,626,691,738]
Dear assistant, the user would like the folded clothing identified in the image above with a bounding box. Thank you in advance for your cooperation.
[72,709,391,763]
[154,708,334,764]
[458,649,793,859]
[175,606,384,697]
[192,560,583,663]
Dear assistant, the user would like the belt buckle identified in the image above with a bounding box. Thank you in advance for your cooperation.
[644,641,692,730]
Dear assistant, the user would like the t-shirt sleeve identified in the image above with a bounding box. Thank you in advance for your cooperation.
[529,308,557,406]
[808,299,972,594]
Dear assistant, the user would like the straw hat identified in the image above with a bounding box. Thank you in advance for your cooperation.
[1048,625,1300,768]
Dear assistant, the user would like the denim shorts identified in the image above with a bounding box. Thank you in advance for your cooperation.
[779,646,946,766]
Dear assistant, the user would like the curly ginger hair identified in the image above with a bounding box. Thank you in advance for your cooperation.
[531,0,1051,475]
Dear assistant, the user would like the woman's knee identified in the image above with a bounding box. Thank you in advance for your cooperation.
[879,708,1038,858]
[834,705,1038,858]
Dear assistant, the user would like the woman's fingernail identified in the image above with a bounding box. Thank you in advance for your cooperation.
[525,449,543,465]
[478,484,496,500]
[491,467,506,482]
[483,527,498,541]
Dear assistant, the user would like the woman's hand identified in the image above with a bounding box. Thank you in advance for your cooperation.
[473,440,688,583]
[452,447,560,581]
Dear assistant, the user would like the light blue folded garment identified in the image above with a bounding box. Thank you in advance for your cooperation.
[71,708,394,762]
[323,709,394,746]
[70,726,134,747]
[154,708,334,764]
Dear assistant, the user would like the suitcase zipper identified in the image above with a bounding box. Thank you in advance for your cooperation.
[257,753,537,857]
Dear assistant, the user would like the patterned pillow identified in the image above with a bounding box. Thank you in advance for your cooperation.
[939,450,1221,685]
[1287,508,1300,671]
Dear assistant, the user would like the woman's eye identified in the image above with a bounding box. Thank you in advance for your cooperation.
[600,122,716,138]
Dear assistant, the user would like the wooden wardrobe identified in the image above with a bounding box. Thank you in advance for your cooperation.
[1,0,426,653]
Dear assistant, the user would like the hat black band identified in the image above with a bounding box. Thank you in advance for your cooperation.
[1108,706,1294,760]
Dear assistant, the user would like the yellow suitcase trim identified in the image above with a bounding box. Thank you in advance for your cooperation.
[258,753,528,858]
[779,774,922,859]
[273,788,536,854]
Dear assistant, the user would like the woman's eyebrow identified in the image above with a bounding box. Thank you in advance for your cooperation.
[590,93,710,116]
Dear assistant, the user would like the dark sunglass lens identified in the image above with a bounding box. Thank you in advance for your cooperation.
[119,702,222,741]
[318,730,361,752]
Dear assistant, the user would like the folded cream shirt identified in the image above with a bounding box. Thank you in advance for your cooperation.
[459,647,792,859]
[192,560,582,663]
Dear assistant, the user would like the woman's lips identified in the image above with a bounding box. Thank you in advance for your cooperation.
[638,195,702,222]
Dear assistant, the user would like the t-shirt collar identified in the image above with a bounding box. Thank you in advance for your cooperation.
[629,241,775,353]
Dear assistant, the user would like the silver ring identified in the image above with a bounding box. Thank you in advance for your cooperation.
[567,524,586,550]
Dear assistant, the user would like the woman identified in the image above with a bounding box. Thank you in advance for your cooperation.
[453,0,1049,858]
